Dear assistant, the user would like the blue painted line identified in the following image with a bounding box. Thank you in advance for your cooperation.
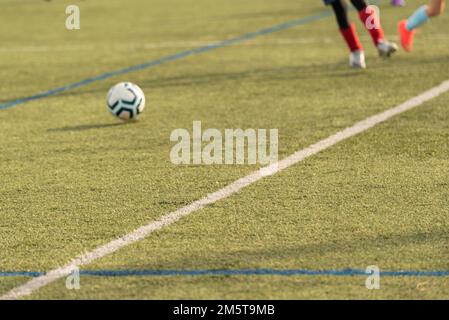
[80,269,371,277]
[0,11,332,111]
[2,269,449,278]
[0,271,44,277]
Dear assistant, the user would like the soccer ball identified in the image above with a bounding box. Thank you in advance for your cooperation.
[107,82,146,120]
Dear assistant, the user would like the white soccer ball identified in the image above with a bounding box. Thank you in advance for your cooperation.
[107,82,146,120]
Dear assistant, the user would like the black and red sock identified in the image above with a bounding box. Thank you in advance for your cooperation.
[351,0,385,45]
[330,0,385,51]
[331,0,363,52]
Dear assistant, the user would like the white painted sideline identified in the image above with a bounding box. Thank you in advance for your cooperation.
[2,80,449,300]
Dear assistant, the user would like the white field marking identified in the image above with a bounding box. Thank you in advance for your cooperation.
[2,80,449,300]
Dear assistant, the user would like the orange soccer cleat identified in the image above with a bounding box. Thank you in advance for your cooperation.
[398,20,416,52]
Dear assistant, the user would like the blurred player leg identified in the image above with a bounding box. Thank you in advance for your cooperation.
[399,0,445,51]
[351,0,398,57]
[326,0,366,68]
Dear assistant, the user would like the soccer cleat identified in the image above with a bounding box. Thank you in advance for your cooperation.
[377,40,398,57]
[398,20,416,52]
[349,50,366,69]
[391,0,406,7]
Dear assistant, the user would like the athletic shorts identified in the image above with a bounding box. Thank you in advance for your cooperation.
[323,0,336,4]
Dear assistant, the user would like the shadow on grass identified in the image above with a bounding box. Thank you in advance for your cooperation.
[3,54,447,104]
[0,61,351,104]
[48,122,130,132]
[118,228,449,270]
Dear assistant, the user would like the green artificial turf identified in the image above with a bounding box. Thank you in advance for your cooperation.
[0,0,448,299]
